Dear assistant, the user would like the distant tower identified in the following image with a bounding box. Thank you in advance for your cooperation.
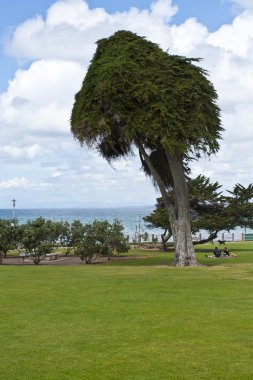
[12,198,16,219]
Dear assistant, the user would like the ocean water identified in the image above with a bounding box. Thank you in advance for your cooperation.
[0,207,251,242]
[0,206,158,238]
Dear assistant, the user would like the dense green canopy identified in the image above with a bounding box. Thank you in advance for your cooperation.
[71,30,222,161]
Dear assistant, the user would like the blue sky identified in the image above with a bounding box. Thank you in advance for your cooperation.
[0,0,234,30]
[0,0,252,208]
[0,0,234,92]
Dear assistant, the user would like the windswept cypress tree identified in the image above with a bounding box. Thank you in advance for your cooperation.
[71,30,222,266]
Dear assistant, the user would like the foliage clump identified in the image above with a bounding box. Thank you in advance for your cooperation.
[75,219,129,264]
[0,217,128,265]
[71,30,222,161]
[144,178,253,249]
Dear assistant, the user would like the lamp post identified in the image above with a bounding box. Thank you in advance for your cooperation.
[12,198,16,219]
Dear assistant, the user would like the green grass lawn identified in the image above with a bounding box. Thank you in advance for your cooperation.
[1,242,253,379]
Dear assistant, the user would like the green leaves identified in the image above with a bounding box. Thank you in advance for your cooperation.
[225,184,253,232]
[71,30,222,161]
[0,217,128,265]
[0,219,18,257]
[75,219,129,263]
[20,217,57,264]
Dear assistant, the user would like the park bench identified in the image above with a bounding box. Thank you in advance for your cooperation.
[45,253,58,261]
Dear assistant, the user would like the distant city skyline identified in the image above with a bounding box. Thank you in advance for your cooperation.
[0,0,252,208]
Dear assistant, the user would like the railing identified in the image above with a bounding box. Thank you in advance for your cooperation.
[195,232,246,242]
[127,232,251,243]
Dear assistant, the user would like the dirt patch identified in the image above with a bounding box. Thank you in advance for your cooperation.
[0,254,149,266]
[131,243,163,251]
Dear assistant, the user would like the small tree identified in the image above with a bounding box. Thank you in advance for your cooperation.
[57,220,86,256]
[108,218,129,254]
[0,219,19,263]
[51,219,88,256]
[32,243,52,265]
[20,218,58,265]
[76,219,128,264]
[143,197,172,251]
[225,184,253,233]
[76,237,101,264]
[188,175,228,242]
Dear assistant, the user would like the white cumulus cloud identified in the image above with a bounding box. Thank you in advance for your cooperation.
[0,144,42,159]
[0,176,33,189]
[4,0,180,63]
[0,59,85,141]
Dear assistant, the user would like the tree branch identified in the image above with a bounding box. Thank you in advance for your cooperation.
[193,230,219,245]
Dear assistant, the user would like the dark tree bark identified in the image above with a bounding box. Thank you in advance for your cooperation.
[192,230,219,245]
[161,229,172,251]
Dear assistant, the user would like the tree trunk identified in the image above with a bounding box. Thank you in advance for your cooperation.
[165,152,198,266]
[137,143,177,240]
[138,143,198,266]
[173,211,197,266]
[161,229,172,251]
[193,230,219,245]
